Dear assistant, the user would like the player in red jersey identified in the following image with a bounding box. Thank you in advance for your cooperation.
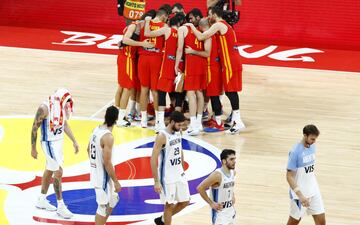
[175,9,207,136]
[187,6,245,134]
[186,18,224,132]
[144,13,186,131]
[138,8,169,128]
[116,18,154,127]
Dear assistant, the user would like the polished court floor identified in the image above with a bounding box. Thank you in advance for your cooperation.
[0,46,359,225]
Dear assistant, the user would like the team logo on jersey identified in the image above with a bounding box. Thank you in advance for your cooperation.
[0,116,221,225]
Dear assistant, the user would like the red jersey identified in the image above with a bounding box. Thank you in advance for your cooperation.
[207,35,221,84]
[119,23,138,58]
[184,26,207,76]
[217,21,242,83]
[159,28,178,79]
[138,20,165,55]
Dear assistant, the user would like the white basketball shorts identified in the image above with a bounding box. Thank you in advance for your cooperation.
[212,207,236,225]
[160,179,190,204]
[41,140,63,171]
[290,193,325,220]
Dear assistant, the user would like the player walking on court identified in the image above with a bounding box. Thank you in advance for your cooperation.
[31,88,79,219]
[88,106,121,225]
[150,111,190,225]
[187,6,246,134]
[286,125,326,225]
[197,149,236,225]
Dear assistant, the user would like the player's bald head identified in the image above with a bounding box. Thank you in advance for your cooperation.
[199,18,210,31]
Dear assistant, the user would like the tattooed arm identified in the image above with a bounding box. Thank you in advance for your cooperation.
[31,104,48,159]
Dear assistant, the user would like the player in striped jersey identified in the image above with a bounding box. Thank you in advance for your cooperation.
[197,149,236,225]
[286,125,326,225]
[150,111,190,225]
[88,106,121,225]
[31,89,79,219]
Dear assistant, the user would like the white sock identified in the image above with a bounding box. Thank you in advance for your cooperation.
[128,100,135,114]
[141,111,147,122]
[135,102,140,114]
[190,116,196,128]
[39,193,46,200]
[215,115,222,126]
[233,110,241,124]
[196,114,202,127]
[155,110,159,123]
[57,199,64,206]
[158,111,165,125]
[119,109,126,121]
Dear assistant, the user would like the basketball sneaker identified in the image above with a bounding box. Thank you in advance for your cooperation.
[126,112,134,121]
[56,204,73,219]
[154,216,164,225]
[141,120,147,128]
[225,111,233,124]
[225,121,245,135]
[133,112,141,121]
[202,108,209,119]
[35,197,56,211]
[117,118,131,127]
[184,126,200,136]
[204,119,224,133]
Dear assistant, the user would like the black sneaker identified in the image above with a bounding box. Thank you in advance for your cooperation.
[154,216,164,225]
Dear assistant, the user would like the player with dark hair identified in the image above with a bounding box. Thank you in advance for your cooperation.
[138,8,169,129]
[175,8,207,136]
[88,106,121,225]
[186,6,245,134]
[197,149,236,225]
[151,111,189,225]
[144,13,186,131]
[286,125,326,225]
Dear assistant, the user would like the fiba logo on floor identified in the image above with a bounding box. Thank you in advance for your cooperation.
[0,116,221,224]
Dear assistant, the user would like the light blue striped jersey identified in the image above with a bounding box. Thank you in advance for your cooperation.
[287,142,320,199]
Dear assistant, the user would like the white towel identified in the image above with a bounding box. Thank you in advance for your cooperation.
[48,88,73,132]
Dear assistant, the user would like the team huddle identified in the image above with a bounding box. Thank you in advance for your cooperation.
[115,4,245,135]
[29,3,326,225]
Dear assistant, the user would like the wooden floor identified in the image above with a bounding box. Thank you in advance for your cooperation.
[1,46,359,225]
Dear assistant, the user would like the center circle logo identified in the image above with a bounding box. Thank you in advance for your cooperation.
[0,116,221,225]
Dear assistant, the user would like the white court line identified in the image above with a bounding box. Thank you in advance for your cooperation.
[90,99,115,118]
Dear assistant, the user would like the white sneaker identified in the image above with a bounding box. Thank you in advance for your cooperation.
[141,120,147,128]
[185,127,200,136]
[35,198,56,211]
[57,204,73,219]
[225,121,245,135]
[117,119,131,127]
[198,123,204,132]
